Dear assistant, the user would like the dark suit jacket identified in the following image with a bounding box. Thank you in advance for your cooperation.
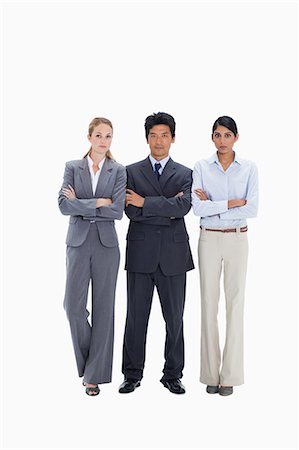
[125,157,194,275]
[58,158,126,247]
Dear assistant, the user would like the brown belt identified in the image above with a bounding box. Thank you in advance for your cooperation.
[200,226,248,233]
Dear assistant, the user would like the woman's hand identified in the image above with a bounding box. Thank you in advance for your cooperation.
[96,198,112,208]
[228,199,247,209]
[63,185,77,200]
[194,188,209,200]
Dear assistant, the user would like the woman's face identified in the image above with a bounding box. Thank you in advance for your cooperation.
[88,123,113,157]
[212,125,238,155]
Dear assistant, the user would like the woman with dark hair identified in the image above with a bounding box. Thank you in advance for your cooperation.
[58,118,126,396]
[192,116,258,396]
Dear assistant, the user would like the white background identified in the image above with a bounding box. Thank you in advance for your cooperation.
[1,1,298,449]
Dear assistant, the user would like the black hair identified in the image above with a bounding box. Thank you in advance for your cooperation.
[212,116,238,136]
[144,112,176,140]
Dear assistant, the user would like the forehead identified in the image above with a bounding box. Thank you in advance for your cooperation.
[92,123,112,134]
[149,124,171,134]
[213,125,232,134]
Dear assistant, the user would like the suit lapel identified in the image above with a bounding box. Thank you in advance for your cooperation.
[140,157,163,195]
[95,158,113,197]
[159,158,176,190]
[79,158,93,198]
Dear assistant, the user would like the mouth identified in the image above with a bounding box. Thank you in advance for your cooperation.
[219,146,227,149]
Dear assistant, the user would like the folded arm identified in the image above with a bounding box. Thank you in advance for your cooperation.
[191,164,228,217]
[58,163,126,220]
[87,166,127,221]
[58,163,97,216]
[219,164,258,219]
[125,170,192,223]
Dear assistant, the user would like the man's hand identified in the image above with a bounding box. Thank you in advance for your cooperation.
[228,199,247,209]
[125,189,145,207]
[96,198,112,208]
[63,185,77,199]
[194,188,209,200]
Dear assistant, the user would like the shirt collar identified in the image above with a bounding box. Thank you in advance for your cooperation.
[87,155,106,170]
[149,154,170,170]
[208,151,242,166]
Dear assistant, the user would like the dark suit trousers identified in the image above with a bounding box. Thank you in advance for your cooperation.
[122,266,186,381]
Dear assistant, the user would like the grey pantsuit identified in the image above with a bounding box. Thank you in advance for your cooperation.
[64,224,120,384]
[59,158,126,385]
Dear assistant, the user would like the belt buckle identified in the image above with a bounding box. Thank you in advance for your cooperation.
[90,220,96,223]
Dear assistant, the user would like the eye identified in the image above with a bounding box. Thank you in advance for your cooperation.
[225,133,232,138]
[214,133,220,138]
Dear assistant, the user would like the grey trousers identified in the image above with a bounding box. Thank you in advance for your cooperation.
[63,223,120,385]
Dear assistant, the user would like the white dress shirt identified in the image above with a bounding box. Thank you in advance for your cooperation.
[192,152,258,228]
[149,155,170,175]
[87,155,106,195]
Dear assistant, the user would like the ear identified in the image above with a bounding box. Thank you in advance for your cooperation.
[172,135,176,143]
[87,134,91,143]
[234,133,239,143]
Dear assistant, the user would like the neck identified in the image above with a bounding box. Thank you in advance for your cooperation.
[217,150,234,164]
[89,151,106,165]
[151,154,169,162]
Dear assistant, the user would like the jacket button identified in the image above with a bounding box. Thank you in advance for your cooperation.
[156,230,161,234]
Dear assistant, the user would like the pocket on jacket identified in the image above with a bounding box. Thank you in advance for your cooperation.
[127,231,145,241]
[173,232,189,243]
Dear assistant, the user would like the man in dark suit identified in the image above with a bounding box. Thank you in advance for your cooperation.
[119,112,194,395]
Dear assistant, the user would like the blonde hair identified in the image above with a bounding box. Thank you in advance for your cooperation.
[83,117,114,160]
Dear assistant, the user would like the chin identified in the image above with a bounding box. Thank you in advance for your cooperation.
[218,149,230,154]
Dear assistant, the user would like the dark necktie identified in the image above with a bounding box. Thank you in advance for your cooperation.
[154,162,162,180]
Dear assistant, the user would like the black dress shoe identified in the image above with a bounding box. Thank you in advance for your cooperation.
[161,379,186,394]
[119,378,141,394]
[206,385,219,394]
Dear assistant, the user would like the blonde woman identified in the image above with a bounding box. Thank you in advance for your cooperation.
[58,118,126,396]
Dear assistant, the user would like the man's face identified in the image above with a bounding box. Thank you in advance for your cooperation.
[147,124,175,160]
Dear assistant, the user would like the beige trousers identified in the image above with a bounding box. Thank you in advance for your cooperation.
[198,227,248,386]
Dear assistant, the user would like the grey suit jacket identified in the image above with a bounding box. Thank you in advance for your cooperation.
[125,157,194,275]
[58,158,126,247]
